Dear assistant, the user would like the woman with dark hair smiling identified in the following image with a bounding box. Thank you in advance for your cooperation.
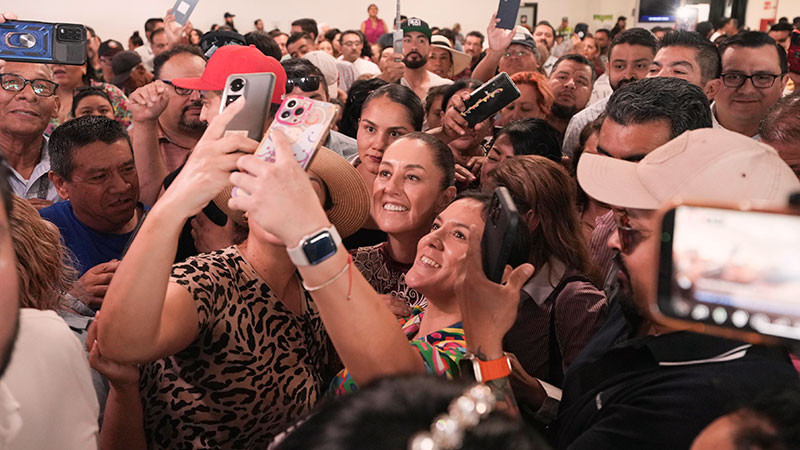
[352,133,456,316]
[344,83,425,249]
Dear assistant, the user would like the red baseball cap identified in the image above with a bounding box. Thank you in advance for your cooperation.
[172,45,286,104]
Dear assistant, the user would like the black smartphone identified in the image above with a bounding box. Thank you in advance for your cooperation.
[657,204,800,343]
[482,187,521,283]
[788,30,800,74]
[0,20,86,65]
[574,23,589,40]
[496,0,521,30]
[171,0,200,26]
[220,72,276,141]
[461,72,521,127]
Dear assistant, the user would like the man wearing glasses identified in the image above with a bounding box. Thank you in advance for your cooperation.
[713,32,788,139]
[129,45,206,206]
[558,127,800,449]
[338,30,380,78]
[472,23,540,83]
[0,62,61,208]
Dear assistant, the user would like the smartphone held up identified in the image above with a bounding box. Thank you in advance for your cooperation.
[0,19,86,65]
[657,202,800,346]
[230,95,338,198]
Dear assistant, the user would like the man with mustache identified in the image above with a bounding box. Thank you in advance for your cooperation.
[561,28,657,155]
[39,116,145,311]
[128,45,207,206]
[515,77,799,449]
[713,32,788,139]
[379,18,453,101]
[546,54,595,135]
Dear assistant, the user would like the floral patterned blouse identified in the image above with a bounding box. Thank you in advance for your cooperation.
[351,242,427,309]
[329,306,466,395]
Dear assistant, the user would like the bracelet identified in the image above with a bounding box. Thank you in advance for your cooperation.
[302,255,353,299]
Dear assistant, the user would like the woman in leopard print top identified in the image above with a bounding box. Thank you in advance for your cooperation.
[97,99,370,449]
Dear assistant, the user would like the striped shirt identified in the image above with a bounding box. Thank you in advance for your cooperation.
[504,261,607,384]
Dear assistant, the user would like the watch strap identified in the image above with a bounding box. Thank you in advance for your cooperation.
[476,355,512,382]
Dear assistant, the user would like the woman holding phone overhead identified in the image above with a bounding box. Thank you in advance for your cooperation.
[225,137,532,396]
[96,99,372,448]
[344,84,425,249]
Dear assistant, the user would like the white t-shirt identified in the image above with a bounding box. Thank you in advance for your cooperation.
[339,56,380,78]
[2,309,99,450]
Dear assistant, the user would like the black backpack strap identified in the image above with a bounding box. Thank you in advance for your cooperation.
[547,273,593,386]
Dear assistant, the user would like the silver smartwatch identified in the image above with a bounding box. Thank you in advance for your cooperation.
[286,225,342,266]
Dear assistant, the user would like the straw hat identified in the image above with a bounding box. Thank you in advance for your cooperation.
[213,146,371,238]
[430,35,472,76]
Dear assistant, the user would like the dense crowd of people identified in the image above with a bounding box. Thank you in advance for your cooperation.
[1,5,800,450]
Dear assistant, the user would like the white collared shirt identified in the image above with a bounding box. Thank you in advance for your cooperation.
[710,102,761,141]
[2,137,61,203]
[520,259,568,307]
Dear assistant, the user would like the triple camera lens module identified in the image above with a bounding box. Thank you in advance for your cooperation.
[55,25,84,43]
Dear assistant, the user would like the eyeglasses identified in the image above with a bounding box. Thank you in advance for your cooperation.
[612,209,649,255]
[503,49,533,58]
[286,76,322,93]
[341,41,362,47]
[0,73,58,97]
[720,72,785,89]
[162,80,195,96]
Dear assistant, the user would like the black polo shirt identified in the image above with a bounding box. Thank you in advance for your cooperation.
[550,300,798,450]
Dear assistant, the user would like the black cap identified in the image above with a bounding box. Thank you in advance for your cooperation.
[98,39,124,58]
[199,30,247,59]
[111,51,142,85]
[224,12,235,18]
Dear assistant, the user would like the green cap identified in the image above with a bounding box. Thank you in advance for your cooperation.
[401,17,432,41]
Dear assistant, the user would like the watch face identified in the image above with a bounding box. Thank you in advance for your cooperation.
[302,231,338,265]
[458,356,479,381]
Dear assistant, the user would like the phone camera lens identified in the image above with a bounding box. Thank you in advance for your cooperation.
[55,25,83,43]
[287,99,297,108]
[294,107,305,116]
[230,79,245,92]
[281,110,291,119]
[226,95,240,106]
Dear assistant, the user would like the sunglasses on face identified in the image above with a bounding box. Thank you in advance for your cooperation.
[286,76,322,93]
[612,208,649,255]
[0,73,58,97]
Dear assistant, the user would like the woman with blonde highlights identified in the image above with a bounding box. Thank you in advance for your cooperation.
[9,196,76,312]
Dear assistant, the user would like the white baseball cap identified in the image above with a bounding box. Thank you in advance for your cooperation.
[578,128,800,210]
[302,50,339,100]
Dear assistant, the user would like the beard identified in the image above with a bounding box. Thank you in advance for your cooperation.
[611,77,636,91]
[612,255,646,331]
[178,100,208,132]
[551,102,578,120]
[403,51,428,69]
